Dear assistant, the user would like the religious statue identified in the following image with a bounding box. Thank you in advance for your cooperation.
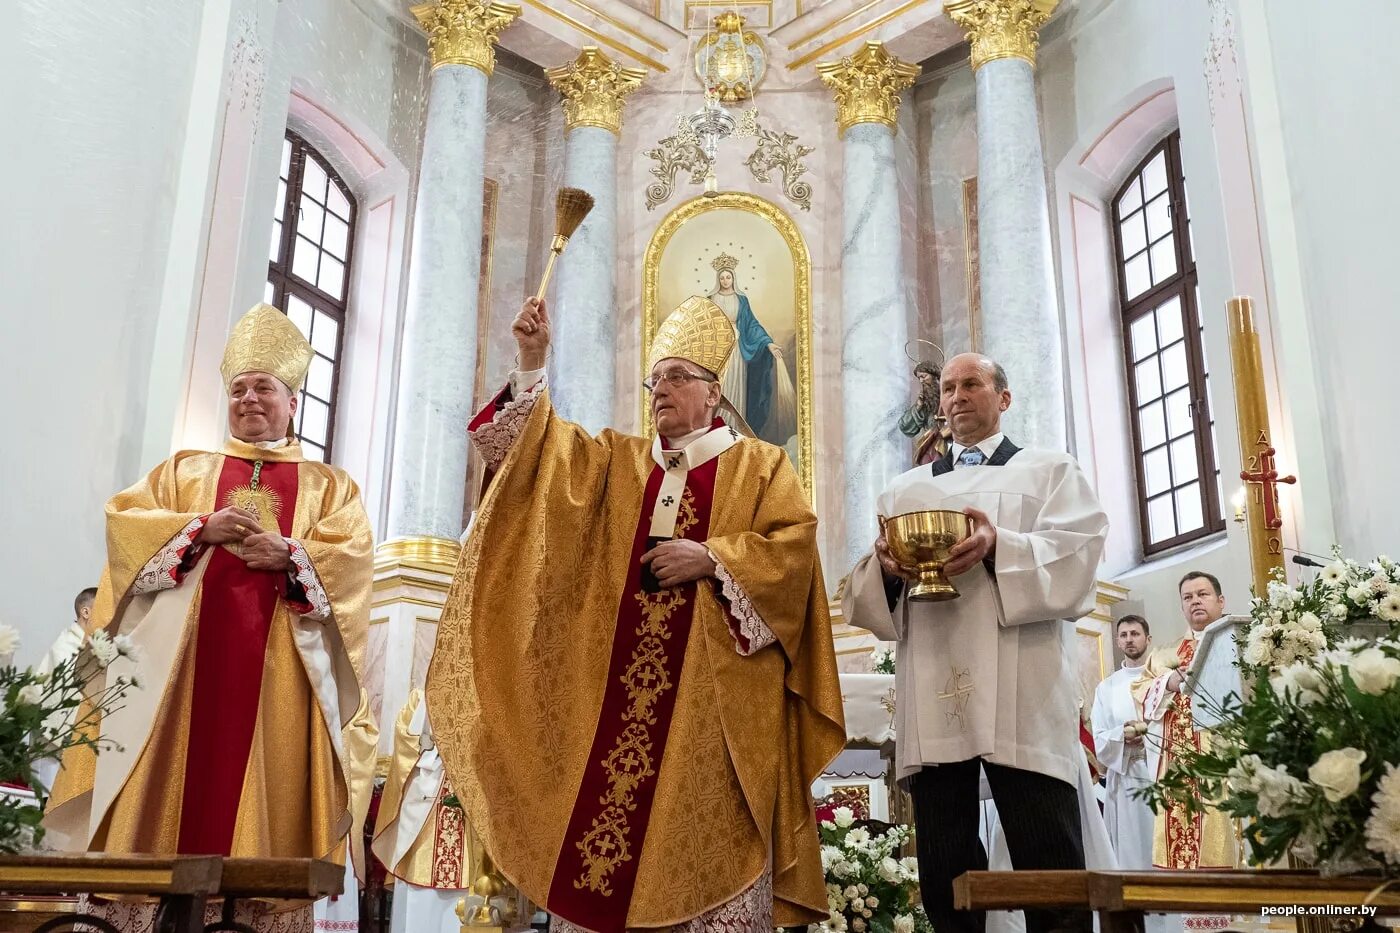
[707,253,797,447]
[897,340,951,465]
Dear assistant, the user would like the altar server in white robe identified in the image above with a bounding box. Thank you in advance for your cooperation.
[1091,614,1156,870]
[843,353,1108,933]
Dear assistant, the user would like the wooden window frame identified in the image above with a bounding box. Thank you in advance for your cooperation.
[1112,132,1225,556]
[266,131,356,461]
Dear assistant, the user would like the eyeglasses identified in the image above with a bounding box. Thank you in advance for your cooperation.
[642,370,717,393]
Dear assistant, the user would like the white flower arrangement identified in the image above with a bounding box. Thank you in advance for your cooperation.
[814,805,931,933]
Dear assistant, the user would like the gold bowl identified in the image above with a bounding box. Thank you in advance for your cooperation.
[880,509,973,601]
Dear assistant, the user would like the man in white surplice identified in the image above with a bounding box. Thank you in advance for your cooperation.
[1091,614,1156,870]
[843,353,1108,933]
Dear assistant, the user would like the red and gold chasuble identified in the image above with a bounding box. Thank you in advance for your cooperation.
[547,457,718,932]
[178,456,298,855]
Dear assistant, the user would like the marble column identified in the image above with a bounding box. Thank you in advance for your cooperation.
[385,0,520,547]
[373,0,519,755]
[946,0,1065,450]
[818,42,920,572]
[545,48,644,433]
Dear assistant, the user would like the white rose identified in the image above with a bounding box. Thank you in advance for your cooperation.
[852,919,866,932]
[832,861,854,880]
[1371,574,1391,594]
[857,884,868,896]
[844,886,860,901]
[0,623,19,658]
[1297,612,1322,632]
[1350,648,1400,695]
[822,820,836,831]
[894,915,916,933]
[17,683,43,706]
[821,845,842,871]
[1348,585,1370,604]
[1253,763,1310,817]
[866,897,880,910]
[1308,748,1366,803]
[851,898,865,912]
[1332,603,1351,620]
[863,910,873,919]
[833,807,855,829]
[1272,662,1325,705]
[879,856,901,883]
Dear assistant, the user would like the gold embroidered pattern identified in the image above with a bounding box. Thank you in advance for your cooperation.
[574,805,633,896]
[224,483,283,533]
[937,666,974,733]
[600,723,657,810]
[620,639,672,726]
[674,488,698,538]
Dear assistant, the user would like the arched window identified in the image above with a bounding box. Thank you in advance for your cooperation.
[1113,131,1223,555]
[265,132,356,462]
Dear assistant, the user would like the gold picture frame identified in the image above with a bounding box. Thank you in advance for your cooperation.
[641,192,814,499]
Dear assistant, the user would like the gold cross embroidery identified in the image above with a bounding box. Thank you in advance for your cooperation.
[938,666,974,733]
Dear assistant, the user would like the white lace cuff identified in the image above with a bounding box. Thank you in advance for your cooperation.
[711,553,777,657]
[132,516,208,595]
[284,538,331,622]
[470,377,545,471]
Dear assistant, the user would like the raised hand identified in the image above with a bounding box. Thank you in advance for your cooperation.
[512,297,551,371]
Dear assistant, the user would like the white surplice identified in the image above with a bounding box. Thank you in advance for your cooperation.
[844,447,1109,787]
[1091,664,1156,870]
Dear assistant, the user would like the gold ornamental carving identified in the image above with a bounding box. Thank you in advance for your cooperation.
[944,0,1059,71]
[695,12,767,103]
[545,47,646,136]
[815,41,919,137]
[410,0,521,75]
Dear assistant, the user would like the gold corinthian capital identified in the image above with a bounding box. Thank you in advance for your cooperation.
[545,47,646,135]
[944,0,1059,71]
[815,41,919,138]
[410,0,522,75]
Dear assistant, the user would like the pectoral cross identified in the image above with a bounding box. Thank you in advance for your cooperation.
[937,666,974,733]
[1240,442,1296,531]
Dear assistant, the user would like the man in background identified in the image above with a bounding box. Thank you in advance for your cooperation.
[1091,614,1154,869]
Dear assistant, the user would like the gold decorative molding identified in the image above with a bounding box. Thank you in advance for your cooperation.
[520,0,667,71]
[815,41,919,137]
[944,0,1058,71]
[787,0,930,71]
[375,535,462,571]
[409,0,521,74]
[545,47,646,135]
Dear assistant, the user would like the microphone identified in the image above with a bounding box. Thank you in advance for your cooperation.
[1291,555,1325,569]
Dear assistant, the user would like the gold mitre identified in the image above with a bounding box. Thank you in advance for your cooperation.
[710,252,739,273]
[220,303,314,391]
[648,296,735,377]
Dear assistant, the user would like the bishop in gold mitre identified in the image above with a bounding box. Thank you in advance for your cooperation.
[428,296,845,933]
[45,304,377,932]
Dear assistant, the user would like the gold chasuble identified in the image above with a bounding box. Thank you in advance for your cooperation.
[1134,634,1235,870]
[429,382,845,931]
[44,437,377,872]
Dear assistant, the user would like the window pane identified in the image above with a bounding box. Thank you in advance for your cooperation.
[1165,388,1193,437]
[1120,211,1147,259]
[307,354,334,399]
[1148,494,1176,544]
[1176,483,1204,532]
[1143,151,1168,199]
[323,215,349,260]
[286,294,314,339]
[1135,358,1162,401]
[1124,254,1151,299]
[1171,435,1199,484]
[1139,400,1166,450]
[269,220,283,264]
[1150,237,1178,283]
[1144,447,1171,496]
[1156,297,1184,345]
[327,184,351,220]
[1145,194,1172,241]
[1130,314,1158,361]
[1161,341,1189,392]
[318,256,345,300]
[273,180,287,222]
[264,281,275,305]
[298,198,325,243]
[292,236,319,283]
[301,395,329,444]
[310,312,339,357]
[1117,178,1143,215]
[302,440,324,463]
[302,157,329,203]
[280,138,292,179]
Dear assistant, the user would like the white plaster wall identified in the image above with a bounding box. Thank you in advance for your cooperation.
[0,0,208,663]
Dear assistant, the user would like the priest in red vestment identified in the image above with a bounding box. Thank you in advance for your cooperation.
[45,304,377,932]
[428,296,845,933]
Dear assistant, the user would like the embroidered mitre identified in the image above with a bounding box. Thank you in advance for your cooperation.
[648,296,735,377]
[220,303,314,392]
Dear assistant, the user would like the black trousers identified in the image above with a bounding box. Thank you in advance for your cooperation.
[910,758,1091,933]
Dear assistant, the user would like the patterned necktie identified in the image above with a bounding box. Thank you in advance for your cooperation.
[957,447,986,467]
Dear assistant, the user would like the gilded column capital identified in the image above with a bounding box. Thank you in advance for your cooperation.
[545,47,646,135]
[815,41,920,138]
[944,0,1059,71]
[410,0,522,75]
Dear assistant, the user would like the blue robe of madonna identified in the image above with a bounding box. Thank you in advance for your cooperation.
[733,294,775,434]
